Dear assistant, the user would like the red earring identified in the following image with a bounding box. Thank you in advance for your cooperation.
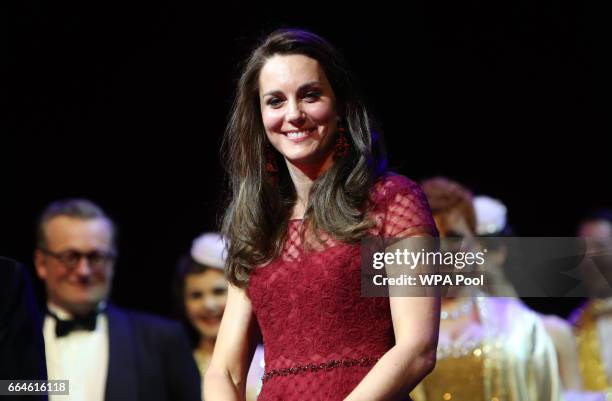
[334,122,350,159]
[265,146,279,174]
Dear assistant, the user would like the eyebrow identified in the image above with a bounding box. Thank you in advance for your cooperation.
[261,81,323,98]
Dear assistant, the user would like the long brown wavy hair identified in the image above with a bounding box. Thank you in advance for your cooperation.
[221,28,386,287]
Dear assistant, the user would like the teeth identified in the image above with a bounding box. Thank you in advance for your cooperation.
[287,131,308,139]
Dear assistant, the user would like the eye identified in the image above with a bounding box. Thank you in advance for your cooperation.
[303,91,322,102]
[59,251,82,266]
[213,287,228,296]
[266,97,283,108]
[188,291,203,300]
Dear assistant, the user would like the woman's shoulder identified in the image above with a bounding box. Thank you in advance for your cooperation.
[370,173,426,205]
[368,173,438,237]
[480,297,540,332]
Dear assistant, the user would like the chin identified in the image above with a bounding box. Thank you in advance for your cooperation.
[60,299,98,315]
[198,326,220,339]
[279,146,314,159]
[285,151,328,166]
[71,291,106,309]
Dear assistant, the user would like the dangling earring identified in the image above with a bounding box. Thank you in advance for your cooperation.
[334,120,350,160]
[265,145,279,174]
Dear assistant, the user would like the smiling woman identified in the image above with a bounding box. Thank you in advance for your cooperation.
[174,233,229,373]
[259,54,338,177]
[174,232,264,400]
[206,29,440,401]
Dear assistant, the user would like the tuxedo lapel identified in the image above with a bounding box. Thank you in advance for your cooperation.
[105,306,138,401]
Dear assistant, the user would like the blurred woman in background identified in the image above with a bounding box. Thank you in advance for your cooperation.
[411,177,563,401]
[175,232,263,400]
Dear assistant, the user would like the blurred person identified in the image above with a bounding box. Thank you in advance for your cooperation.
[409,177,562,401]
[571,209,612,395]
[0,257,47,401]
[34,199,200,401]
[473,195,517,297]
[475,195,583,392]
[174,232,264,400]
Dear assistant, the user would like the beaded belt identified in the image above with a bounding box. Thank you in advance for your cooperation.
[262,356,381,382]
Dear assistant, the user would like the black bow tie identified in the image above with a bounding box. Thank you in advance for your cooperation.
[47,310,99,337]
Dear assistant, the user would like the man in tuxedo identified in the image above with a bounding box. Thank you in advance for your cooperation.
[34,199,201,401]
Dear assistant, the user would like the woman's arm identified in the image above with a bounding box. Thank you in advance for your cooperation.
[344,295,440,401]
[541,314,582,391]
[345,231,441,401]
[204,284,260,401]
[527,312,564,401]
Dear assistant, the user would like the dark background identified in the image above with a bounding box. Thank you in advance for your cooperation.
[6,1,605,317]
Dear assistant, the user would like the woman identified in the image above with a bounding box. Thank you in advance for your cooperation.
[175,232,264,400]
[205,29,440,401]
[411,177,562,401]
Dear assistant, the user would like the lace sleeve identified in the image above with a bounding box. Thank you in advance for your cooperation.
[374,174,438,239]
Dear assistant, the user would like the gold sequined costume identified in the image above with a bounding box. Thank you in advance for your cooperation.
[411,297,563,401]
[572,299,612,398]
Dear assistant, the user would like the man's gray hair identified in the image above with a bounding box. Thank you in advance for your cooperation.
[36,198,117,250]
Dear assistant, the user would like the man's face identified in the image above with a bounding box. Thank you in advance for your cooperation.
[35,216,115,315]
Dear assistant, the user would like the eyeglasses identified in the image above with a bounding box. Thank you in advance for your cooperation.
[40,248,117,271]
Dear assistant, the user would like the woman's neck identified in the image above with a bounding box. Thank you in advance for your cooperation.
[195,336,216,357]
[285,156,333,219]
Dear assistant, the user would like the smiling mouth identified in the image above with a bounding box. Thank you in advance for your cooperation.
[198,316,222,325]
[283,128,316,140]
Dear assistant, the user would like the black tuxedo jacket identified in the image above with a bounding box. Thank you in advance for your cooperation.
[0,257,47,400]
[103,305,201,401]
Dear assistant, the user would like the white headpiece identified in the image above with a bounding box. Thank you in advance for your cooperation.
[474,195,507,235]
[190,232,227,270]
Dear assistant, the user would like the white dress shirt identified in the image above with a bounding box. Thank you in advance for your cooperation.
[43,303,109,401]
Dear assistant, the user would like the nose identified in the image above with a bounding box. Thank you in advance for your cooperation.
[204,296,220,312]
[74,256,93,276]
[286,99,305,126]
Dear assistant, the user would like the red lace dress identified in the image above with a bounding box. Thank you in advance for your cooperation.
[247,174,438,401]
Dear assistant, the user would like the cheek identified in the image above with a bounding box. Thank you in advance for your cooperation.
[307,103,336,124]
[51,270,71,285]
[93,270,111,283]
[184,299,200,318]
[216,294,228,310]
[46,263,66,279]
[261,108,284,133]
